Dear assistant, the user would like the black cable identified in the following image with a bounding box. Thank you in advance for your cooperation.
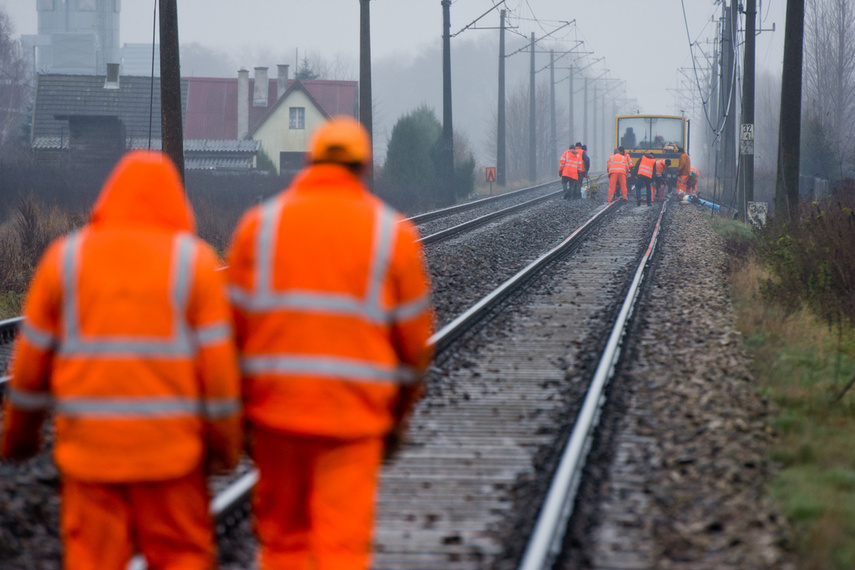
[148,0,157,150]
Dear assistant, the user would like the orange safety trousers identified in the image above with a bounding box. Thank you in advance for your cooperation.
[250,426,384,570]
[61,467,214,570]
[608,172,628,202]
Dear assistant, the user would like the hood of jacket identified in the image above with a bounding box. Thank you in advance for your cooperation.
[90,150,196,233]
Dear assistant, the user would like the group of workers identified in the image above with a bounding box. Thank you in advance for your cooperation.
[559,142,591,200]
[1,117,435,570]
[604,145,696,205]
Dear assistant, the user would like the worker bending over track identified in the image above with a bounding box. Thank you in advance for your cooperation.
[227,116,435,569]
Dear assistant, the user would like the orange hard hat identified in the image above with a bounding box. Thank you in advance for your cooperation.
[308,116,372,166]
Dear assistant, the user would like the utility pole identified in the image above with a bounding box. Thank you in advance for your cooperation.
[722,0,738,207]
[601,90,607,161]
[583,76,588,144]
[568,66,574,143]
[441,0,454,203]
[359,0,373,187]
[529,32,536,182]
[497,9,506,186]
[592,83,597,161]
[159,0,184,181]
[740,0,756,218]
[775,0,804,225]
[550,50,557,172]
[717,3,729,199]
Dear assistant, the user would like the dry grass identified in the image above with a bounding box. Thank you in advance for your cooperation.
[0,195,81,308]
[724,227,855,570]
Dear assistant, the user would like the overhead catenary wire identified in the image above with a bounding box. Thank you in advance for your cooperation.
[451,0,507,38]
[147,0,157,150]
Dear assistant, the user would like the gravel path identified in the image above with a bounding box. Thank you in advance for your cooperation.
[0,202,797,569]
[572,204,794,569]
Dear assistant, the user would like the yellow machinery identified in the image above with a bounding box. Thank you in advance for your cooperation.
[614,114,689,169]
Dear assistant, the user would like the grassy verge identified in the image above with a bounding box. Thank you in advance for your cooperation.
[716,215,855,570]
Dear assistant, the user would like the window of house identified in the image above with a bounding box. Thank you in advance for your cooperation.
[289,107,305,130]
[37,0,54,10]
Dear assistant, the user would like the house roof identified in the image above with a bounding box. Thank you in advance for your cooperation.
[245,79,332,138]
[32,74,189,141]
[184,77,358,140]
[31,72,358,147]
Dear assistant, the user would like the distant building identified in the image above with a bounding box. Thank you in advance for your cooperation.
[22,0,121,76]
[31,69,259,171]
[29,65,357,173]
[184,65,358,176]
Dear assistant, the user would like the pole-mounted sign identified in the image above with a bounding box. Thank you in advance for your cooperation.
[740,123,754,155]
[486,167,496,195]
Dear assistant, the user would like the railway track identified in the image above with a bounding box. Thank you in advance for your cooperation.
[2,185,662,569]
[0,180,571,389]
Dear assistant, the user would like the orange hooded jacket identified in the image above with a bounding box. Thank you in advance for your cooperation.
[227,163,434,439]
[1,151,242,481]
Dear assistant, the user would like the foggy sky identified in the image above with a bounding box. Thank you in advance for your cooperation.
[1,1,786,111]
[2,0,786,165]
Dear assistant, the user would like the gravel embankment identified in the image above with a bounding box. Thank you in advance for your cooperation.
[578,205,794,569]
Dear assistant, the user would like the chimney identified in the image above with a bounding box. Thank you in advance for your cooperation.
[277,64,290,101]
[253,66,268,107]
[104,63,120,89]
[238,68,249,139]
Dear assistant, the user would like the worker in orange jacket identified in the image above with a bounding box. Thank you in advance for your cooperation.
[653,158,671,202]
[676,146,691,199]
[686,165,700,197]
[574,142,589,199]
[227,116,435,570]
[559,144,579,199]
[634,152,656,206]
[623,150,634,189]
[1,150,242,570]
[606,147,629,203]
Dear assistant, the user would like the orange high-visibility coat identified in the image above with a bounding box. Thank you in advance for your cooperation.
[607,153,628,202]
[677,152,691,177]
[227,163,435,439]
[1,151,242,481]
[624,152,633,175]
[607,152,626,174]
[654,159,668,176]
[637,154,655,179]
[559,149,579,180]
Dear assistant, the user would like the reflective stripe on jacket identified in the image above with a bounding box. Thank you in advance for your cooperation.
[559,149,579,179]
[1,151,242,482]
[654,160,667,176]
[227,164,434,439]
[607,153,626,174]
[637,155,655,179]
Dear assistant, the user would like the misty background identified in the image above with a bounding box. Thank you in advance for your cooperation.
[0,0,788,180]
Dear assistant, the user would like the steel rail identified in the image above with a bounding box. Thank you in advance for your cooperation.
[201,199,621,544]
[419,189,562,245]
[6,198,623,570]
[406,180,558,224]
[518,200,669,570]
[0,316,22,388]
[430,200,618,355]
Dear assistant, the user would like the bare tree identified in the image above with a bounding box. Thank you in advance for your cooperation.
[803,0,855,178]
[755,71,781,174]
[486,77,566,184]
[0,8,30,155]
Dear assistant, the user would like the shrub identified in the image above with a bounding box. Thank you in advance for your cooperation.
[758,184,855,324]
